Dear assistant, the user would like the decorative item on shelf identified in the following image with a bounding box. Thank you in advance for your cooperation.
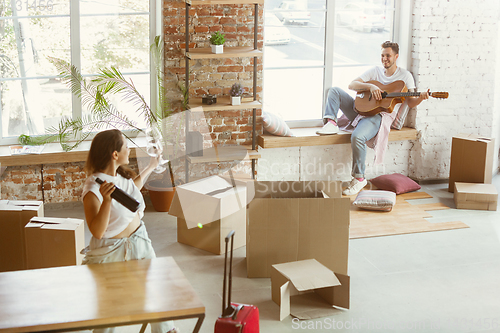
[230,82,244,106]
[210,31,225,54]
[187,131,203,157]
[202,94,217,105]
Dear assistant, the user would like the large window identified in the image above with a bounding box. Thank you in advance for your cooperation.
[0,0,157,144]
[263,0,396,125]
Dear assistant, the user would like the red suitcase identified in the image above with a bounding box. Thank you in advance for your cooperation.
[214,230,259,333]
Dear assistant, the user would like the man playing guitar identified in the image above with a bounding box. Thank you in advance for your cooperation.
[317,41,429,196]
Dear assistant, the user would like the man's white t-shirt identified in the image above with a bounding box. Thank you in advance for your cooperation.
[82,172,145,238]
[359,66,416,90]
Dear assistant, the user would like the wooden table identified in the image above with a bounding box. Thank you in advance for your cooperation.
[0,257,205,333]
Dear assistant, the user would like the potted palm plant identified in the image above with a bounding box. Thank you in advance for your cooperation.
[230,82,244,105]
[210,31,225,54]
[20,36,184,211]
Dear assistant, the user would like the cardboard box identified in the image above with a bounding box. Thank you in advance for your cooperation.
[246,180,349,278]
[272,259,350,321]
[169,176,247,254]
[454,182,498,211]
[448,134,495,192]
[0,200,44,272]
[25,217,85,269]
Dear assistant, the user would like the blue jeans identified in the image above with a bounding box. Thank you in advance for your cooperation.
[324,87,382,178]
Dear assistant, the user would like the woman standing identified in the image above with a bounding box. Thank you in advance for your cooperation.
[81,129,178,333]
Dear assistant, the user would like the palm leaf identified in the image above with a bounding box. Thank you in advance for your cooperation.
[93,67,157,127]
[26,36,178,157]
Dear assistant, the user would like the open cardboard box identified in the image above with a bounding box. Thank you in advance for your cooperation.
[272,259,350,321]
[169,175,248,254]
[246,180,349,278]
[0,200,44,272]
[454,182,498,211]
[25,217,85,269]
[448,134,495,192]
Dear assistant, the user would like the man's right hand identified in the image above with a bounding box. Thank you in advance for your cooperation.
[369,84,384,101]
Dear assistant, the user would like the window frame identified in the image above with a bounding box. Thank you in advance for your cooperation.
[263,0,412,129]
[0,0,161,145]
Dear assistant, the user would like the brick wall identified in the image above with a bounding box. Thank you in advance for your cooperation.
[1,162,86,203]
[163,0,263,181]
[163,0,263,145]
[408,0,500,180]
[0,160,143,203]
[257,141,414,181]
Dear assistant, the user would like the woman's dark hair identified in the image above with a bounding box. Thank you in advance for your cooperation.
[84,129,135,179]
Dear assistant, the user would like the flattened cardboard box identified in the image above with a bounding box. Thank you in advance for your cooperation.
[0,200,44,272]
[272,259,350,321]
[448,134,495,192]
[454,182,498,211]
[247,181,349,278]
[169,175,248,254]
[25,217,85,269]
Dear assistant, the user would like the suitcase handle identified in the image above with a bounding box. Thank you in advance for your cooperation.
[222,230,235,315]
[231,304,244,320]
[220,303,245,320]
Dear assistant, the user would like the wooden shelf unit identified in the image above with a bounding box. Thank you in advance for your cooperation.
[186,145,260,164]
[182,47,263,60]
[183,0,261,181]
[185,0,264,5]
[187,97,262,112]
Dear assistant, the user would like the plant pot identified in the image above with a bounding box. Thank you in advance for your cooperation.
[231,96,241,105]
[145,180,176,212]
[211,44,223,54]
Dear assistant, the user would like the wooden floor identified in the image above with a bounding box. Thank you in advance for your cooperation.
[349,191,469,239]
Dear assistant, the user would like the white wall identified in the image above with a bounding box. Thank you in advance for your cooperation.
[409,0,500,180]
[258,0,500,181]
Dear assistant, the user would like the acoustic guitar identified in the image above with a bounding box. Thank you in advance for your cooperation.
[354,80,449,116]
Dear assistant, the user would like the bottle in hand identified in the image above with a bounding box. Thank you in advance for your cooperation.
[95,178,140,213]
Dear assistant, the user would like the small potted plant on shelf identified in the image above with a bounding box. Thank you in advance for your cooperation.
[230,82,244,106]
[210,31,225,54]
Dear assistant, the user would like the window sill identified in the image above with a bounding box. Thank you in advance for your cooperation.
[0,138,146,167]
[257,126,418,149]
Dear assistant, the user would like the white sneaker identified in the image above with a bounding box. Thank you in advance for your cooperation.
[316,122,339,135]
[343,178,368,196]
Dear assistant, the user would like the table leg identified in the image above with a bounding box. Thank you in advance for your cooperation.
[192,313,205,333]
[139,323,148,333]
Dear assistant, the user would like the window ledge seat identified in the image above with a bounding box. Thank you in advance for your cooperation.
[257,126,418,149]
[0,138,146,167]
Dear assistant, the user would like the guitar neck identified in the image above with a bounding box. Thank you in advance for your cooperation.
[386,92,423,98]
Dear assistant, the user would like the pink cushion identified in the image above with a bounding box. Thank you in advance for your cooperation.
[369,173,421,195]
